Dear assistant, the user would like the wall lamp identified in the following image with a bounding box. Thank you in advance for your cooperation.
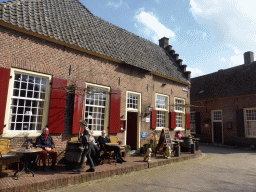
[144,104,154,117]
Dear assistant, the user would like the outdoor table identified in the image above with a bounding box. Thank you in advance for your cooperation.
[10,147,42,180]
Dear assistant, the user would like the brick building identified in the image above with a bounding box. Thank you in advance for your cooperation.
[191,51,256,147]
[0,0,191,157]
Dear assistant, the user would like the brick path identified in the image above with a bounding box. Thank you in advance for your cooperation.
[0,151,201,192]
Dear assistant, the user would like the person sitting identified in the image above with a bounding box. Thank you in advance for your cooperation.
[36,126,57,171]
[176,131,183,140]
[73,120,95,173]
[98,130,126,164]
[89,130,102,165]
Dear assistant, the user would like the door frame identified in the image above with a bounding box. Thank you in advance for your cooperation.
[125,91,141,150]
[211,110,223,143]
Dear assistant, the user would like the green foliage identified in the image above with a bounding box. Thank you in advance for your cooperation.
[125,145,131,151]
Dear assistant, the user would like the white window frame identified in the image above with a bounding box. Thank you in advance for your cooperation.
[155,93,169,130]
[212,110,222,122]
[190,112,196,134]
[174,97,185,130]
[85,83,110,136]
[127,93,139,111]
[3,68,52,138]
[126,91,141,149]
[244,108,256,138]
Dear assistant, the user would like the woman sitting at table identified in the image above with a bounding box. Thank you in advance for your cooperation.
[98,130,126,164]
[176,131,183,140]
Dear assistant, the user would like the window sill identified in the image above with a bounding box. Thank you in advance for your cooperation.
[2,132,41,138]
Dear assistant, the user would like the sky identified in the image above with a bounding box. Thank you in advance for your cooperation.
[1,0,256,78]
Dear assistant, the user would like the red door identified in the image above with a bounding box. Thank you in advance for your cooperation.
[127,112,138,150]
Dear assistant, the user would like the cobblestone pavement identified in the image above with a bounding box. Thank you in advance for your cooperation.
[48,145,256,192]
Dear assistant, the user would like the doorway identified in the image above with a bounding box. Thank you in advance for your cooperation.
[126,112,138,150]
[212,110,223,143]
[213,122,222,143]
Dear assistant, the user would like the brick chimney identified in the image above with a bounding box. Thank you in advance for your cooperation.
[244,51,254,65]
[159,37,169,49]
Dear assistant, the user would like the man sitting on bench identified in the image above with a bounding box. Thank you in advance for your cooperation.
[98,130,126,164]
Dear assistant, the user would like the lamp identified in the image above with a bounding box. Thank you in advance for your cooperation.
[144,105,154,117]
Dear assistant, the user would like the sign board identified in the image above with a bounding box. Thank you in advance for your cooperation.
[141,132,147,138]
[146,118,150,122]
[155,128,172,153]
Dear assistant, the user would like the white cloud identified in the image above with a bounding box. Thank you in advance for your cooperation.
[187,67,205,78]
[134,8,175,43]
[107,0,129,9]
[229,54,244,67]
[219,57,226,62]
[190,0,256,51]
[227,44,245,67]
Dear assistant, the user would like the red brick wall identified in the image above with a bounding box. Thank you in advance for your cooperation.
[192,95,256,146]
[0,26,190,157]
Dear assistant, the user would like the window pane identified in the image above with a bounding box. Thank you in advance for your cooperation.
[156,95,167,109]
[190,113,196,133]
[7,72,48,131]
[157,111,166,128]
[127,94,138,110]
[85,86,107,132]
[246,109,256,137]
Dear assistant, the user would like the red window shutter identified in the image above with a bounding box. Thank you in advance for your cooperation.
[186,113,191,129]
[109,89,121,134]
[169,112,176,129]
[48,78,67,134]
[72,81,87,134]
[151,109,157,129]
[0,68,10,134]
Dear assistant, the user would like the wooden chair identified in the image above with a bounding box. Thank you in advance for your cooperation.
[0,139,20,177]
[110,136,126,158]
[36,147,57,170]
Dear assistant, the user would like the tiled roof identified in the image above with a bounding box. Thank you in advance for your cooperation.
[191,62,256,101]
[0,0,189,84]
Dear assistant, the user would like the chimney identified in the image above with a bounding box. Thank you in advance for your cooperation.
[180,65,187,73]
[174,54,179,61]
[166,45,172,52]
[244,51,254,65]
[185,71,191,81]
[176,59,183,67]
[169,50,175,57]
[159,37,169,49]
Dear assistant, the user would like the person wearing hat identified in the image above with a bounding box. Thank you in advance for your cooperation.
[73,120,95,173]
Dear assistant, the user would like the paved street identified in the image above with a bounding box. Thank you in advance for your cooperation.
[48,145,256,192]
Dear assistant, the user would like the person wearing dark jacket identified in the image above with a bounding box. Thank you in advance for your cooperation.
[36,127,57,171]
[98,130,126,164]
[73,120,95,173]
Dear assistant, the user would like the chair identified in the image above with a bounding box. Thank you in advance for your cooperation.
[36,147,57,170]
[110,136,126,158]
[0,139,20,177]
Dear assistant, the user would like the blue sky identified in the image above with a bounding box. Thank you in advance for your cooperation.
[2,0,256,78]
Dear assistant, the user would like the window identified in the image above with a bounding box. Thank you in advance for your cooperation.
[156,94,168,129]
[127,93,138,110]
[190,112,196,134]
[85,86,108,132]
[7,70,51,132]
[174,98,185,129]
[245,109,256,137]
[213,111,222,122]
